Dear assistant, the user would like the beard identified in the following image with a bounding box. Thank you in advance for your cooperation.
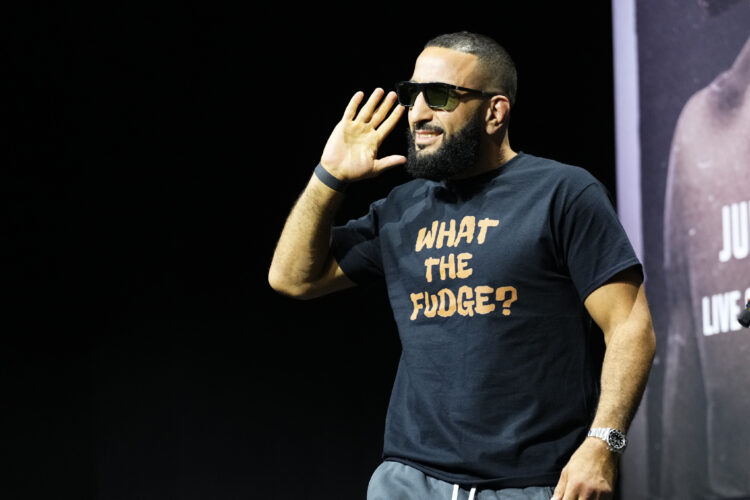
[404,111,483,181]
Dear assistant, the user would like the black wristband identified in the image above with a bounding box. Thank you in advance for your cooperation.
[314,163,348,192]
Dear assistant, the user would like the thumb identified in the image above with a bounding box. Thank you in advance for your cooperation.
[373,155,407,174]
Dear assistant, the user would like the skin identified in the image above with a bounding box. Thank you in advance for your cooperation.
[553,267,655,500]
[407,47,515,176]
[268,46,656,500]
[266,88,399,300]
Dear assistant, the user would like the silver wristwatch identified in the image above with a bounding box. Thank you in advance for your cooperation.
[587,427,627,454]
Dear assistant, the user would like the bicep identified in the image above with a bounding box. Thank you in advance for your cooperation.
[584,267,651,344]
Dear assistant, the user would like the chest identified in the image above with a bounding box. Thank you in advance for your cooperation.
[379,194,561,287]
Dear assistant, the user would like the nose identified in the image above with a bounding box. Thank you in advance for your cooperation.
[409,91,434,124]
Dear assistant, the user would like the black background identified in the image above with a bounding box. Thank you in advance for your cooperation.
[6,4,617,498]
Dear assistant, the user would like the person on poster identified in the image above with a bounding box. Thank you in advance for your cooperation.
[661,33,750,499]
[269,31,655,499]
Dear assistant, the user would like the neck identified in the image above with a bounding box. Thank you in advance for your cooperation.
[452,136,517,180]
[495,140,518,168]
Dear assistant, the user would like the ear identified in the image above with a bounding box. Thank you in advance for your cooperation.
[485,95,511,135]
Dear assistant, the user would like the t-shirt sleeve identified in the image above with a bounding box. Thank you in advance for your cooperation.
[559,182,642,301]
[330,199,385,285]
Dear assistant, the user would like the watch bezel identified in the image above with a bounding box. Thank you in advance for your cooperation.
[606,428,627,452]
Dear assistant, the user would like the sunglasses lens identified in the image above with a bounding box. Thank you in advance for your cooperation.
[423,84,449,108]
[395,82,417,106]
[395,82,453,109]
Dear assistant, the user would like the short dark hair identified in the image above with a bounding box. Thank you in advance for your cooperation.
[425,31,518,107]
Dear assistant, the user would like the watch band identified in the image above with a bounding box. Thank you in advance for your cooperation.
[587,427,627,454]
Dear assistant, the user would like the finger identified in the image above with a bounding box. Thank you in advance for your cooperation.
[356,88,386,122]
[373,155,407,174]
[343,91,365,121]
[376,100,406,141]
[550,470,566,500]
[370,91,399,127]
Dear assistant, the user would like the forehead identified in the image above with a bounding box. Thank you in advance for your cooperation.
[410,47,481,87]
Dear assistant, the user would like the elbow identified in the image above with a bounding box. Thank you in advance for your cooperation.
[645,322,657,362]
[267,268,315,300]
[267,266,300,298]
[633,316,657,366]
[605,316,657,362]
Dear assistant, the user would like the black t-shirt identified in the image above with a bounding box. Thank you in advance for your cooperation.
[332,152,641,488]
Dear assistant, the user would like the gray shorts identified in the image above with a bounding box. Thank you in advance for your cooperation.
[367,461,555,500]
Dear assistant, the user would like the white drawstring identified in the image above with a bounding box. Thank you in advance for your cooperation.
[452,484,477,500]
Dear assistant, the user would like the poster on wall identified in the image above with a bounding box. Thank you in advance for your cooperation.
[615,0,750,498]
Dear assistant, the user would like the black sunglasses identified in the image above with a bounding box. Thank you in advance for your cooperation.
[395,81,499,111]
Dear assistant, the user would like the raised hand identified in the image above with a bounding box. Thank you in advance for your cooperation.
[320,88,406,182]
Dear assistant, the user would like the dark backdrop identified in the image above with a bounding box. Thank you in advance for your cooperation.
[6,4,617,499]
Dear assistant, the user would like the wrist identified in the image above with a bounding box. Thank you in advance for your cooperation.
[314,163,349,193]
[587,427,628,454]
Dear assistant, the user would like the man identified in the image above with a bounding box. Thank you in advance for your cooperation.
[269,32,655,500]
[660,33,750,498]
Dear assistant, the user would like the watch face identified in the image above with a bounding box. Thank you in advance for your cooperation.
[608,429,627,451]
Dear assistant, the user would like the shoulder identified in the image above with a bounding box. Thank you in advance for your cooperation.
[522,153,599,183]
[673,40,750,147]
[500,153,605,201]
[505,152,598,181]
[668,68,749,184]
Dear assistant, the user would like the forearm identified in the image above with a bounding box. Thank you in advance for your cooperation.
[269,89,404,298]
[551,285,655,499]
[592,285,656,432]
[268,173,347,298]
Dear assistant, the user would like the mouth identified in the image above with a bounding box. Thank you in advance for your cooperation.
[413,125,444,150]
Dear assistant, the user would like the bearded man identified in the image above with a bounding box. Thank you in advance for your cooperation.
[269,31,655,500]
